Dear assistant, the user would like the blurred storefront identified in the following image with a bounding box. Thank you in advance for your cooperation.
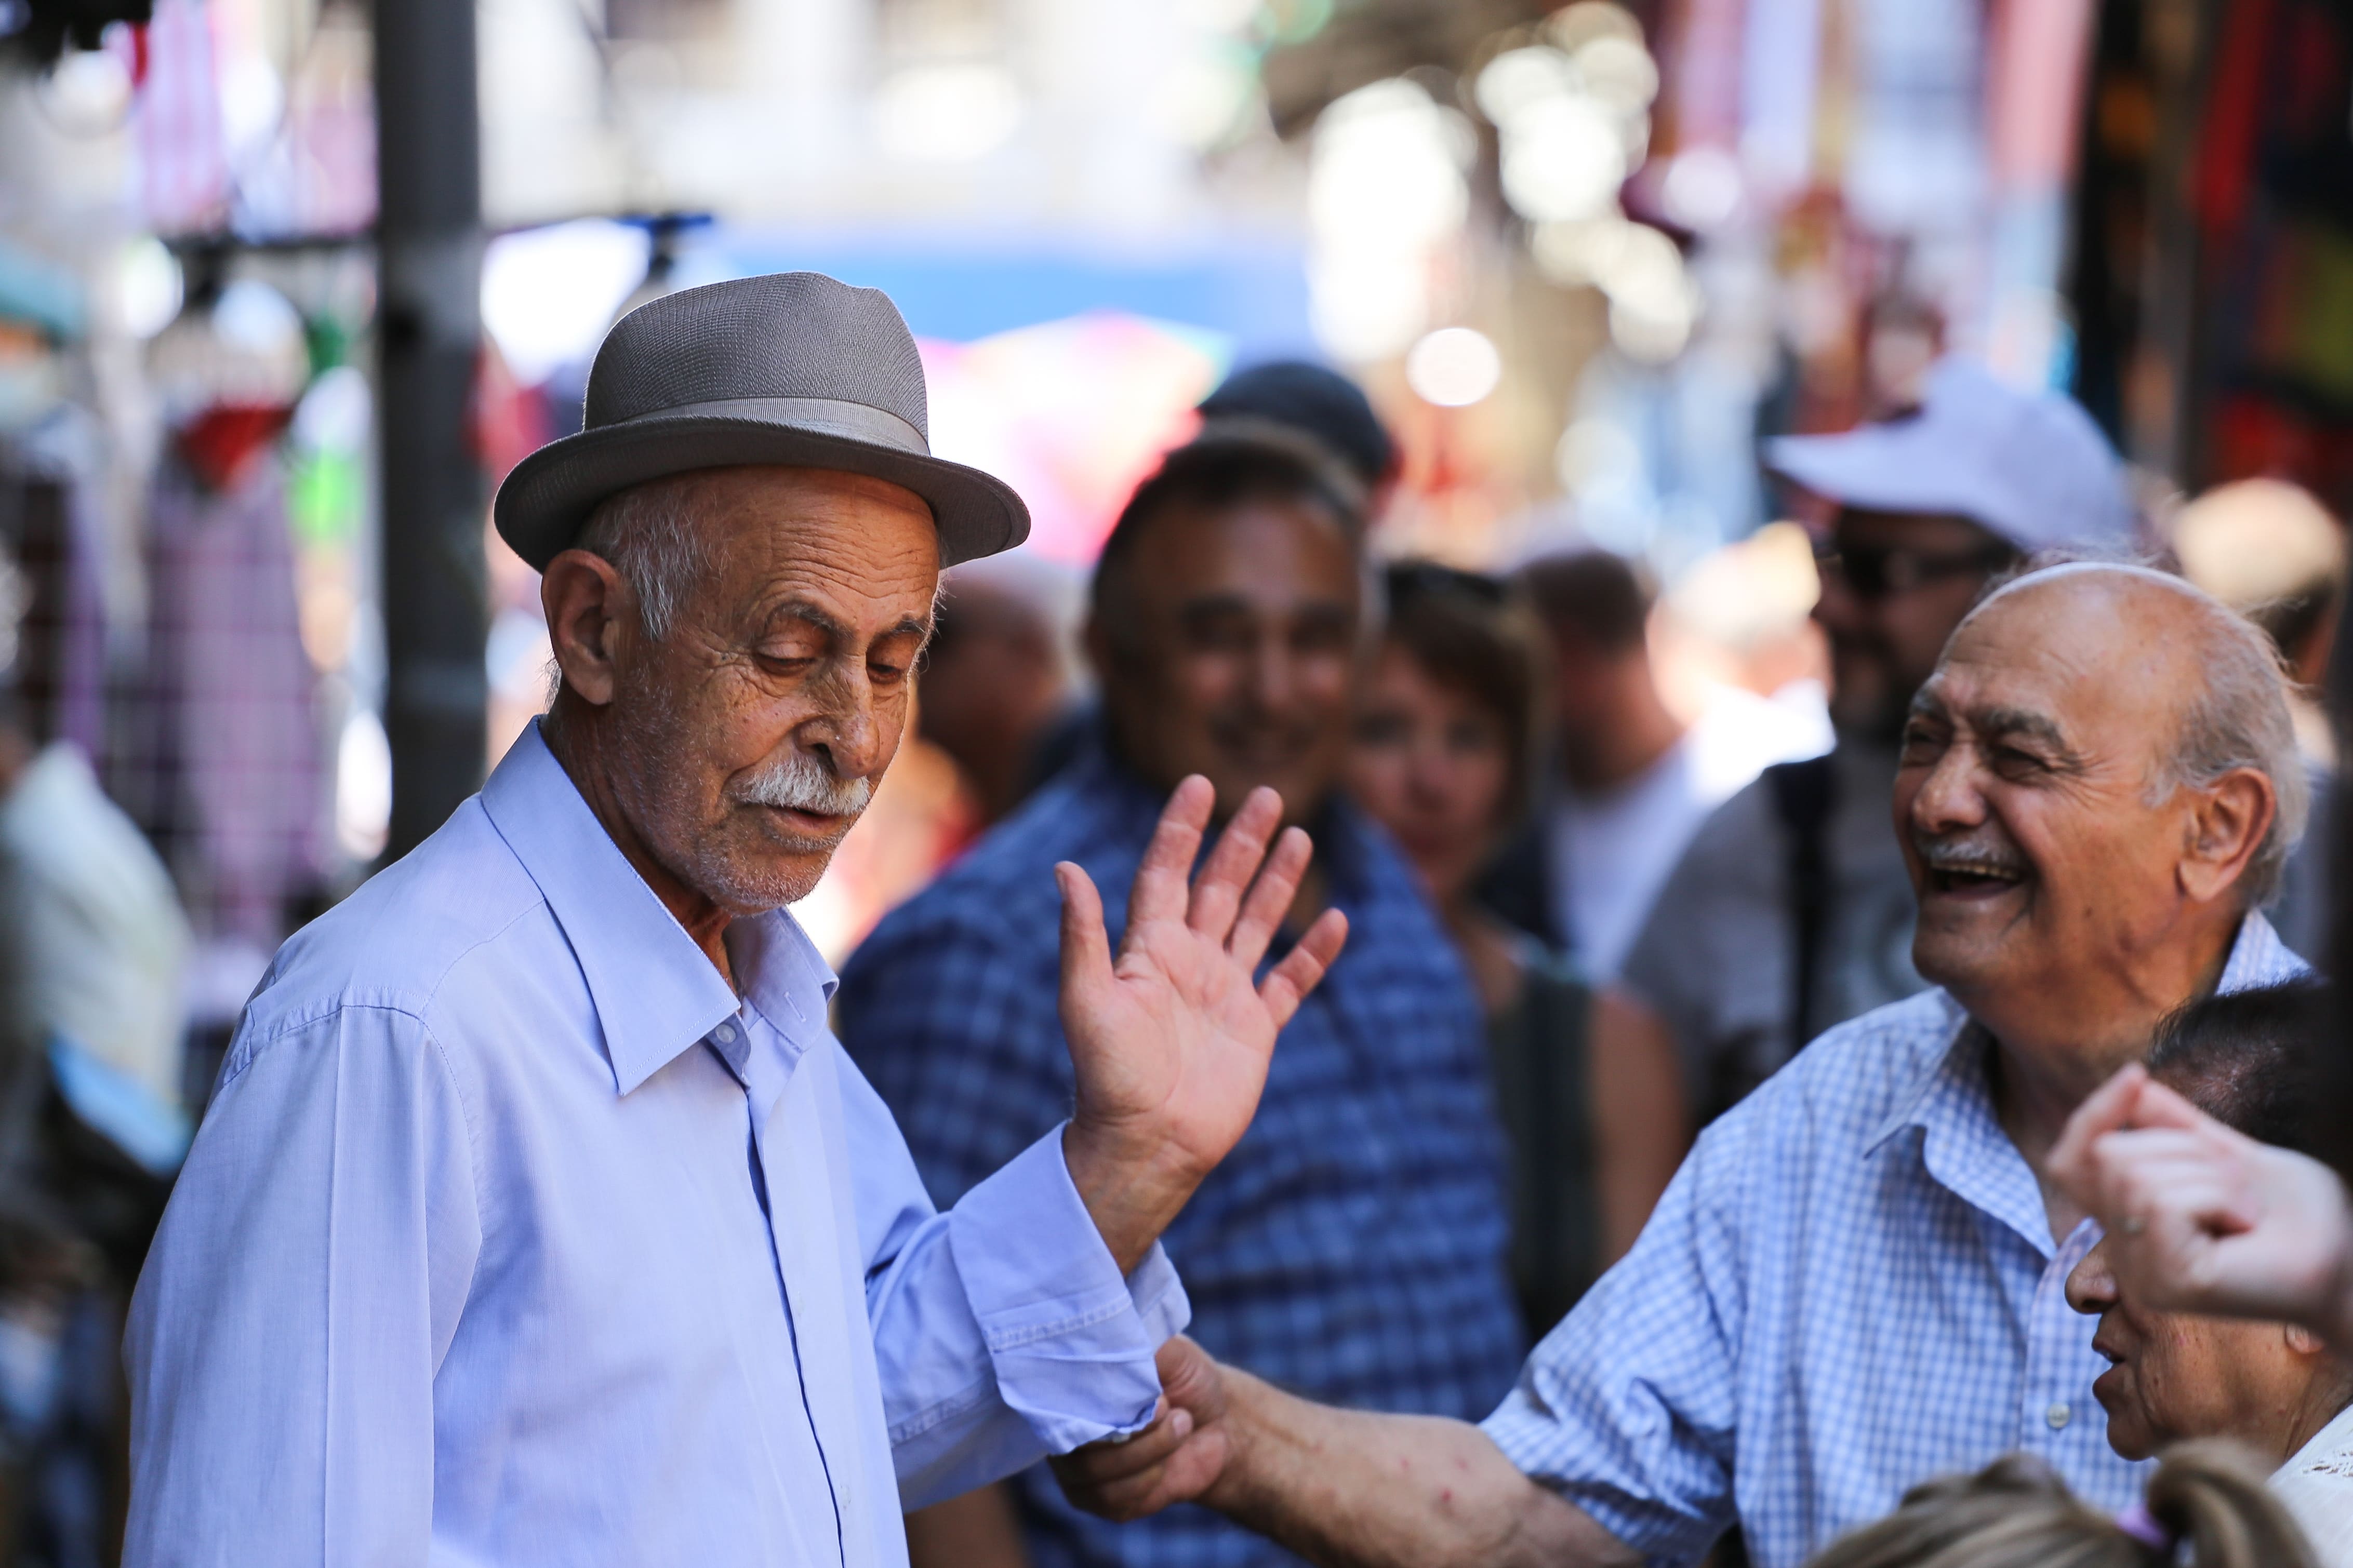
[4,0,2347,1022]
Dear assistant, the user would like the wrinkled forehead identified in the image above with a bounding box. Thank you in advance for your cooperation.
[1921,571,2192,744]
[695,466,942,618]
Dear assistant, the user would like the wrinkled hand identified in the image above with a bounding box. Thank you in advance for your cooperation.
[1053,1337,1234,1521]
[2051,1064,2353,1344]
[1058,778,1349,1271]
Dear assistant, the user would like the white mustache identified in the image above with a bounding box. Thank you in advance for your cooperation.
[734,752,872,819]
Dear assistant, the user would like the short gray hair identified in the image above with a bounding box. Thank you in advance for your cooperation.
[1976,560,2309,908]
[2152,595,2310,908]
[574,475,716,640]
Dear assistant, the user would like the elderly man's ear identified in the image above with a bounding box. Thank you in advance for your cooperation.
[2176,767,2278,905]
[542,548,637,708]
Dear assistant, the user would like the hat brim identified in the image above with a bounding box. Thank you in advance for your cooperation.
[1765,427,1980,517]
[494,412,1031,573]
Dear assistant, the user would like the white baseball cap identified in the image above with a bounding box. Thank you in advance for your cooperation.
[1764,359,2138,553]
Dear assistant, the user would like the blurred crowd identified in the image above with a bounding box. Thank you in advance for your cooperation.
[847,356,2347,1568]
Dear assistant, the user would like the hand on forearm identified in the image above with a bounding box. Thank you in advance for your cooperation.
[1053,1339,1636,1568]
[1206,1373,1636,1568]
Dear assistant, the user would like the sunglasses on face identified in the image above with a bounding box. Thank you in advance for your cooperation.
[1815,541,2015,599]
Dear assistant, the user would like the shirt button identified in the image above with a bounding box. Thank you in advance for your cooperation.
[2045,1402,2072,1430]
[713,1023,737,1043]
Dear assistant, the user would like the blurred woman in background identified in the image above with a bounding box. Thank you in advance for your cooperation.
[1346,562,1686,1337]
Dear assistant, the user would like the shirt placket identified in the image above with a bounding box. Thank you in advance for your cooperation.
[2017,1218,2101,1459]
[708,1011,850,1568]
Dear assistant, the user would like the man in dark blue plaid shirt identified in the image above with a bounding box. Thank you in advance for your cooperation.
[839,427,1522,1568]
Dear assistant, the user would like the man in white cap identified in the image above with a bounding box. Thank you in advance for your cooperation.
[117,274,1348,1566]
[1601,360,2139,1124]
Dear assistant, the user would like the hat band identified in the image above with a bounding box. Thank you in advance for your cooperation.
[607,396,930,457]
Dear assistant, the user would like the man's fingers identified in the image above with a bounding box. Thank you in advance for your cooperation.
[2129,1077,2232,1136]
[1049,1406,1199,1521]
[1227,827,1313,973]
[1258,909,1349,1030]
[2050,1063,2147,1191]
[1100,1405,1195,1476]
[1057,863,1113,995]
[1186,788,1283,944]
[1129,776,1216,931]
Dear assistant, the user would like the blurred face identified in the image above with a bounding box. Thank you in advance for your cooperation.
[2067,1229,2337,1463]
[588,466,938,913]
[1893,574,2203,1015]
[1348,642,1514,906]
[1096,497,1362,824]
[1814,510,2012,739]
[916,581,1068,807]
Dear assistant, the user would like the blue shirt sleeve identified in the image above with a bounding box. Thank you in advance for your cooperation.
[1480,1106,1752,1566]
[122,1002,483,1568]
[835,1035,1189,1510]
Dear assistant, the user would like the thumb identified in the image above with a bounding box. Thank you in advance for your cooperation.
[2125,1076,2219,1135]
[2052,1063,2148,1191]
[1156,1335,1229,1428]
[1057,862,1113,1003]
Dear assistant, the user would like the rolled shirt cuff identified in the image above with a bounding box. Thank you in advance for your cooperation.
[946,1122,1192,1454]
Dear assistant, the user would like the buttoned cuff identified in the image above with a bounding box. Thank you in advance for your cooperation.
[947,1122,1192,1454]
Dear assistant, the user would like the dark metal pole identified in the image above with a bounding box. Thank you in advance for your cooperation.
[374,0,487,860]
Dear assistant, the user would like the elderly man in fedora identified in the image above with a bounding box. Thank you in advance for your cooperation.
[119,274,1348,1567]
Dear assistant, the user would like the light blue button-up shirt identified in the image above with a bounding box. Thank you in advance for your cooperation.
[1482,913,2306,1568]
[123,722,1188,1567]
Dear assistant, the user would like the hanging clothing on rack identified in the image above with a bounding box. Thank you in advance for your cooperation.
[114,450,323,953]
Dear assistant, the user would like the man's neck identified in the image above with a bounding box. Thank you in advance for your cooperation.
[541,703,739,988]
[1981,912,2243,1232]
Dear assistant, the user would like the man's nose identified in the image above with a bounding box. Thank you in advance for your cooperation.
[1811,566,1866,634]
[2065,1239,2118,1317]
[1245,639,1301,712]
[809,674,889,781]
[1906,738,1987,834]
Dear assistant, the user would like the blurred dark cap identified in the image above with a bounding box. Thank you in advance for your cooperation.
[1197,360,1396,490]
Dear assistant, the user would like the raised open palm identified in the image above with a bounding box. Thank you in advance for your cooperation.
[1056,776,1349,1271]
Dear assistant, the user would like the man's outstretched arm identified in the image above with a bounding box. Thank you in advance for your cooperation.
[1053,1338,1640,1568]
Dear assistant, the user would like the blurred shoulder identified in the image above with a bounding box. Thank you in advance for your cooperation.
[1671,772,1783,882]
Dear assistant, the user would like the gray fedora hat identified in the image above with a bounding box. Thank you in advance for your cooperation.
[494,271,1029,572]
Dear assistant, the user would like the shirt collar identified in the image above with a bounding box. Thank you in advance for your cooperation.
[1867,912,2310,1248]
[480,721,833,1096]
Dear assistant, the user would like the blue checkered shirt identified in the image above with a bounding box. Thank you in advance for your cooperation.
[840,749,1523,1568]
[1482,913,2307,1568]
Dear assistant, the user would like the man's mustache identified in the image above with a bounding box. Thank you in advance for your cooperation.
[1915,835,2031,881]
[734,752,872,819]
